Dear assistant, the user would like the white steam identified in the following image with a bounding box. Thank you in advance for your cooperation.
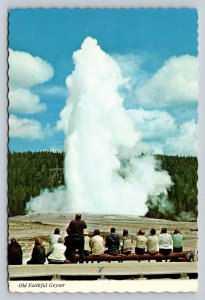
[27,37,172,216]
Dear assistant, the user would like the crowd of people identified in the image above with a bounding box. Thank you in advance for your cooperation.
[8,213,184,265]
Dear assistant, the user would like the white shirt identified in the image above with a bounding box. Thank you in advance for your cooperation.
[49,233,61,246]
[136,235,147,249]
[158,233,173,250]
[146,235,159,252]
[84,235,91,251]
[120,236,132,252]
[90,235,104,255]
[47,243,66,261]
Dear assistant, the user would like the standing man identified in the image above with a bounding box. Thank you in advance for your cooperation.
[67,213,87,263]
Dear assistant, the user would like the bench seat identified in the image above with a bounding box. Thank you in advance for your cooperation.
[78,251,192,262]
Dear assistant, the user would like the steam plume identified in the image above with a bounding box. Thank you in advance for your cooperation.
[26,37,172,216]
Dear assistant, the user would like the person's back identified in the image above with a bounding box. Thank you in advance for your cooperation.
[136,235,147,248]
[135,229,147,255]
[49,228,61,246]
[8,238,22,265]
[120,229,132,254]
[67,213,87,263]
[90,229,104,255]
[158,228,173,255]
[158,233,173,249]
[105,228,120,254]
[31,245,46,264]
[27,238,46,264]
[172,230,183,252]
[146,229,159,254]
[68,217,87,236]
[47,237,66,263]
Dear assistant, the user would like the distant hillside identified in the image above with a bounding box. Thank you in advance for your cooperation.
[8,151,198,220]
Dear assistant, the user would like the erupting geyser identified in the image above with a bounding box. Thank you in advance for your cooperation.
[26,37,172,216]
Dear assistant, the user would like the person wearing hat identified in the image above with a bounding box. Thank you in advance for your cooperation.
[67,213,87,263]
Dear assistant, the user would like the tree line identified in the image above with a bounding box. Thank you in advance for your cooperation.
[8,151,198,220]
[146,155,198,221]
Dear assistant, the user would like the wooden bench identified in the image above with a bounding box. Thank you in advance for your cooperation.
[8,261,197,281]
[77,251,193,263]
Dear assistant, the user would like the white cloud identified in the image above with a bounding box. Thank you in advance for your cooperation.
[38,86,68,97]
[9,114,46,140]
[8,49,54,89]
[127,108,197,156]
[165,120,198,156]
[128,108,177,141]
[9,88,46,114]
[136,55,198,107]
[8,49,54,115]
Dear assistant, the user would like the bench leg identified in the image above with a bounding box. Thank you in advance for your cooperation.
[180,273,189,279]
[52,274,61,280]
[139,275,146,280]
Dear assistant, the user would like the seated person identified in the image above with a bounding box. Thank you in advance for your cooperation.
[49,228,61,246]
[27,238,46,264]
[135,229,147,255]
[105,228,120,255]
[120,229,132,255]
[146,228,159,255]
[172,229,183,252]
[8,238,23,265]
[90,229,104,255]
[158,228,173,255]
[84,228,91,256]
[47,237,67,264]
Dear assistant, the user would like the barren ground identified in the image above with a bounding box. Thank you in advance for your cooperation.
[8,213,198,263]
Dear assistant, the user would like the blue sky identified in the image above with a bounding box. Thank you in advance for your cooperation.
[8,8,198,155]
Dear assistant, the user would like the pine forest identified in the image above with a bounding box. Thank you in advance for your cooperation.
[8,151,198,221]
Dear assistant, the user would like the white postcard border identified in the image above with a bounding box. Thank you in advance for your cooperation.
[1,0,205,297]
